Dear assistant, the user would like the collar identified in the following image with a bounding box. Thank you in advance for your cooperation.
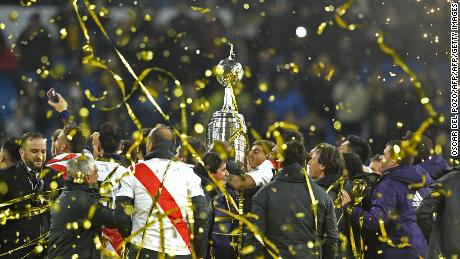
[65,179,100,194]
[18,160,41,176]
[316,174,341,189]
[144,142,175,160]
[381,165,405,178]
[351,172,381,183]
[250,159,270,171]
[276,163,307,182]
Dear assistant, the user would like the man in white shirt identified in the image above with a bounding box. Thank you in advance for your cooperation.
[230,140,275,190]
[115,125,210,259]
[92,123,128,256]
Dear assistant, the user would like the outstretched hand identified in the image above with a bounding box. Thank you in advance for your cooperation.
[48,93,68,113]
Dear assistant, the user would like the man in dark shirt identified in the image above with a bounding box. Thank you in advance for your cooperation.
[243,140,338,259]
[48,155,117,259]
[0,132,48,258]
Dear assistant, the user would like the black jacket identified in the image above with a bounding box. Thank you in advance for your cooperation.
[0,162,47,258]
[316,174,354,258]
[243,163,338,259]
[416,168,460,258]
[47,181,117,259]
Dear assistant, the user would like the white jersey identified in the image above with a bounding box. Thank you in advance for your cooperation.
[248,159,275,186]
[95,159,128,208]
[116,158,204,255]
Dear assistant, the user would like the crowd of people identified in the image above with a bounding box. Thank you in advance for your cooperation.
[0,92,458,259]
[0,0,456,258]
[0,0,451,154]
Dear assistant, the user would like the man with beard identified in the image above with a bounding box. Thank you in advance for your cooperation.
[0,132,48,258]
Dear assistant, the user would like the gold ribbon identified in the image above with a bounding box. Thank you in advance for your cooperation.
[331,0,444,158]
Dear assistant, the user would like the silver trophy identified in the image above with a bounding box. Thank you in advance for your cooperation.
[207,44,248,164]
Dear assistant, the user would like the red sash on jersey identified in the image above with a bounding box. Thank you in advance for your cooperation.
[103,228,124,255]
[45,153,79,179]
[133,163,192,252]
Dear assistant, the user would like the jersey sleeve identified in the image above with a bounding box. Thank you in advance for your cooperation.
[247,160,274,186]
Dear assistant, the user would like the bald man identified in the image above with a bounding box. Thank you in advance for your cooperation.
[116,124,210,259]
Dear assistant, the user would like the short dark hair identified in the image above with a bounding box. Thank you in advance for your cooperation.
[120,139,137,167]
[203,152,225,174]
[346,135,372,163]
[2,137,21,163]
[252,140,275,155]
[177,137,207,165]
[386,140,414,167]
[99,123,122,154]
[63,125,87,153]
[278,128,305,144]
[315,143,345,176]
[20,132,45,148]
[370,154,381,162]
[342,152,363,178]
[402,131,433,164]
[282,140,307,167]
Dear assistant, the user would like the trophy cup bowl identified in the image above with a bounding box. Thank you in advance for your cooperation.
[215,58,244,89]
[207,45,248,164]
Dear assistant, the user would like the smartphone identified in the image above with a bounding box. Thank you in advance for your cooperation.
[47,88,59,103]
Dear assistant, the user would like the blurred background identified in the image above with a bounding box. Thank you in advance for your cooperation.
[0,0,451,155]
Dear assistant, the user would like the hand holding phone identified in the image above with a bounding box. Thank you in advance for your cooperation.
[47,88,59,103]
[47,89,68,112]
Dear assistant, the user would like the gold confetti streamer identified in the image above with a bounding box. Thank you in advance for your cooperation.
[69,1,281,257]
[191,6,211,13]
[214,207,280,258]
[331,0,445,157]
[0,232,49,257]
[378,219,412,248]
[19,0,38,7]
[73,0,144,171]
[317,22,328,35]
[302,168,319,235]
[334,0,361,31]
